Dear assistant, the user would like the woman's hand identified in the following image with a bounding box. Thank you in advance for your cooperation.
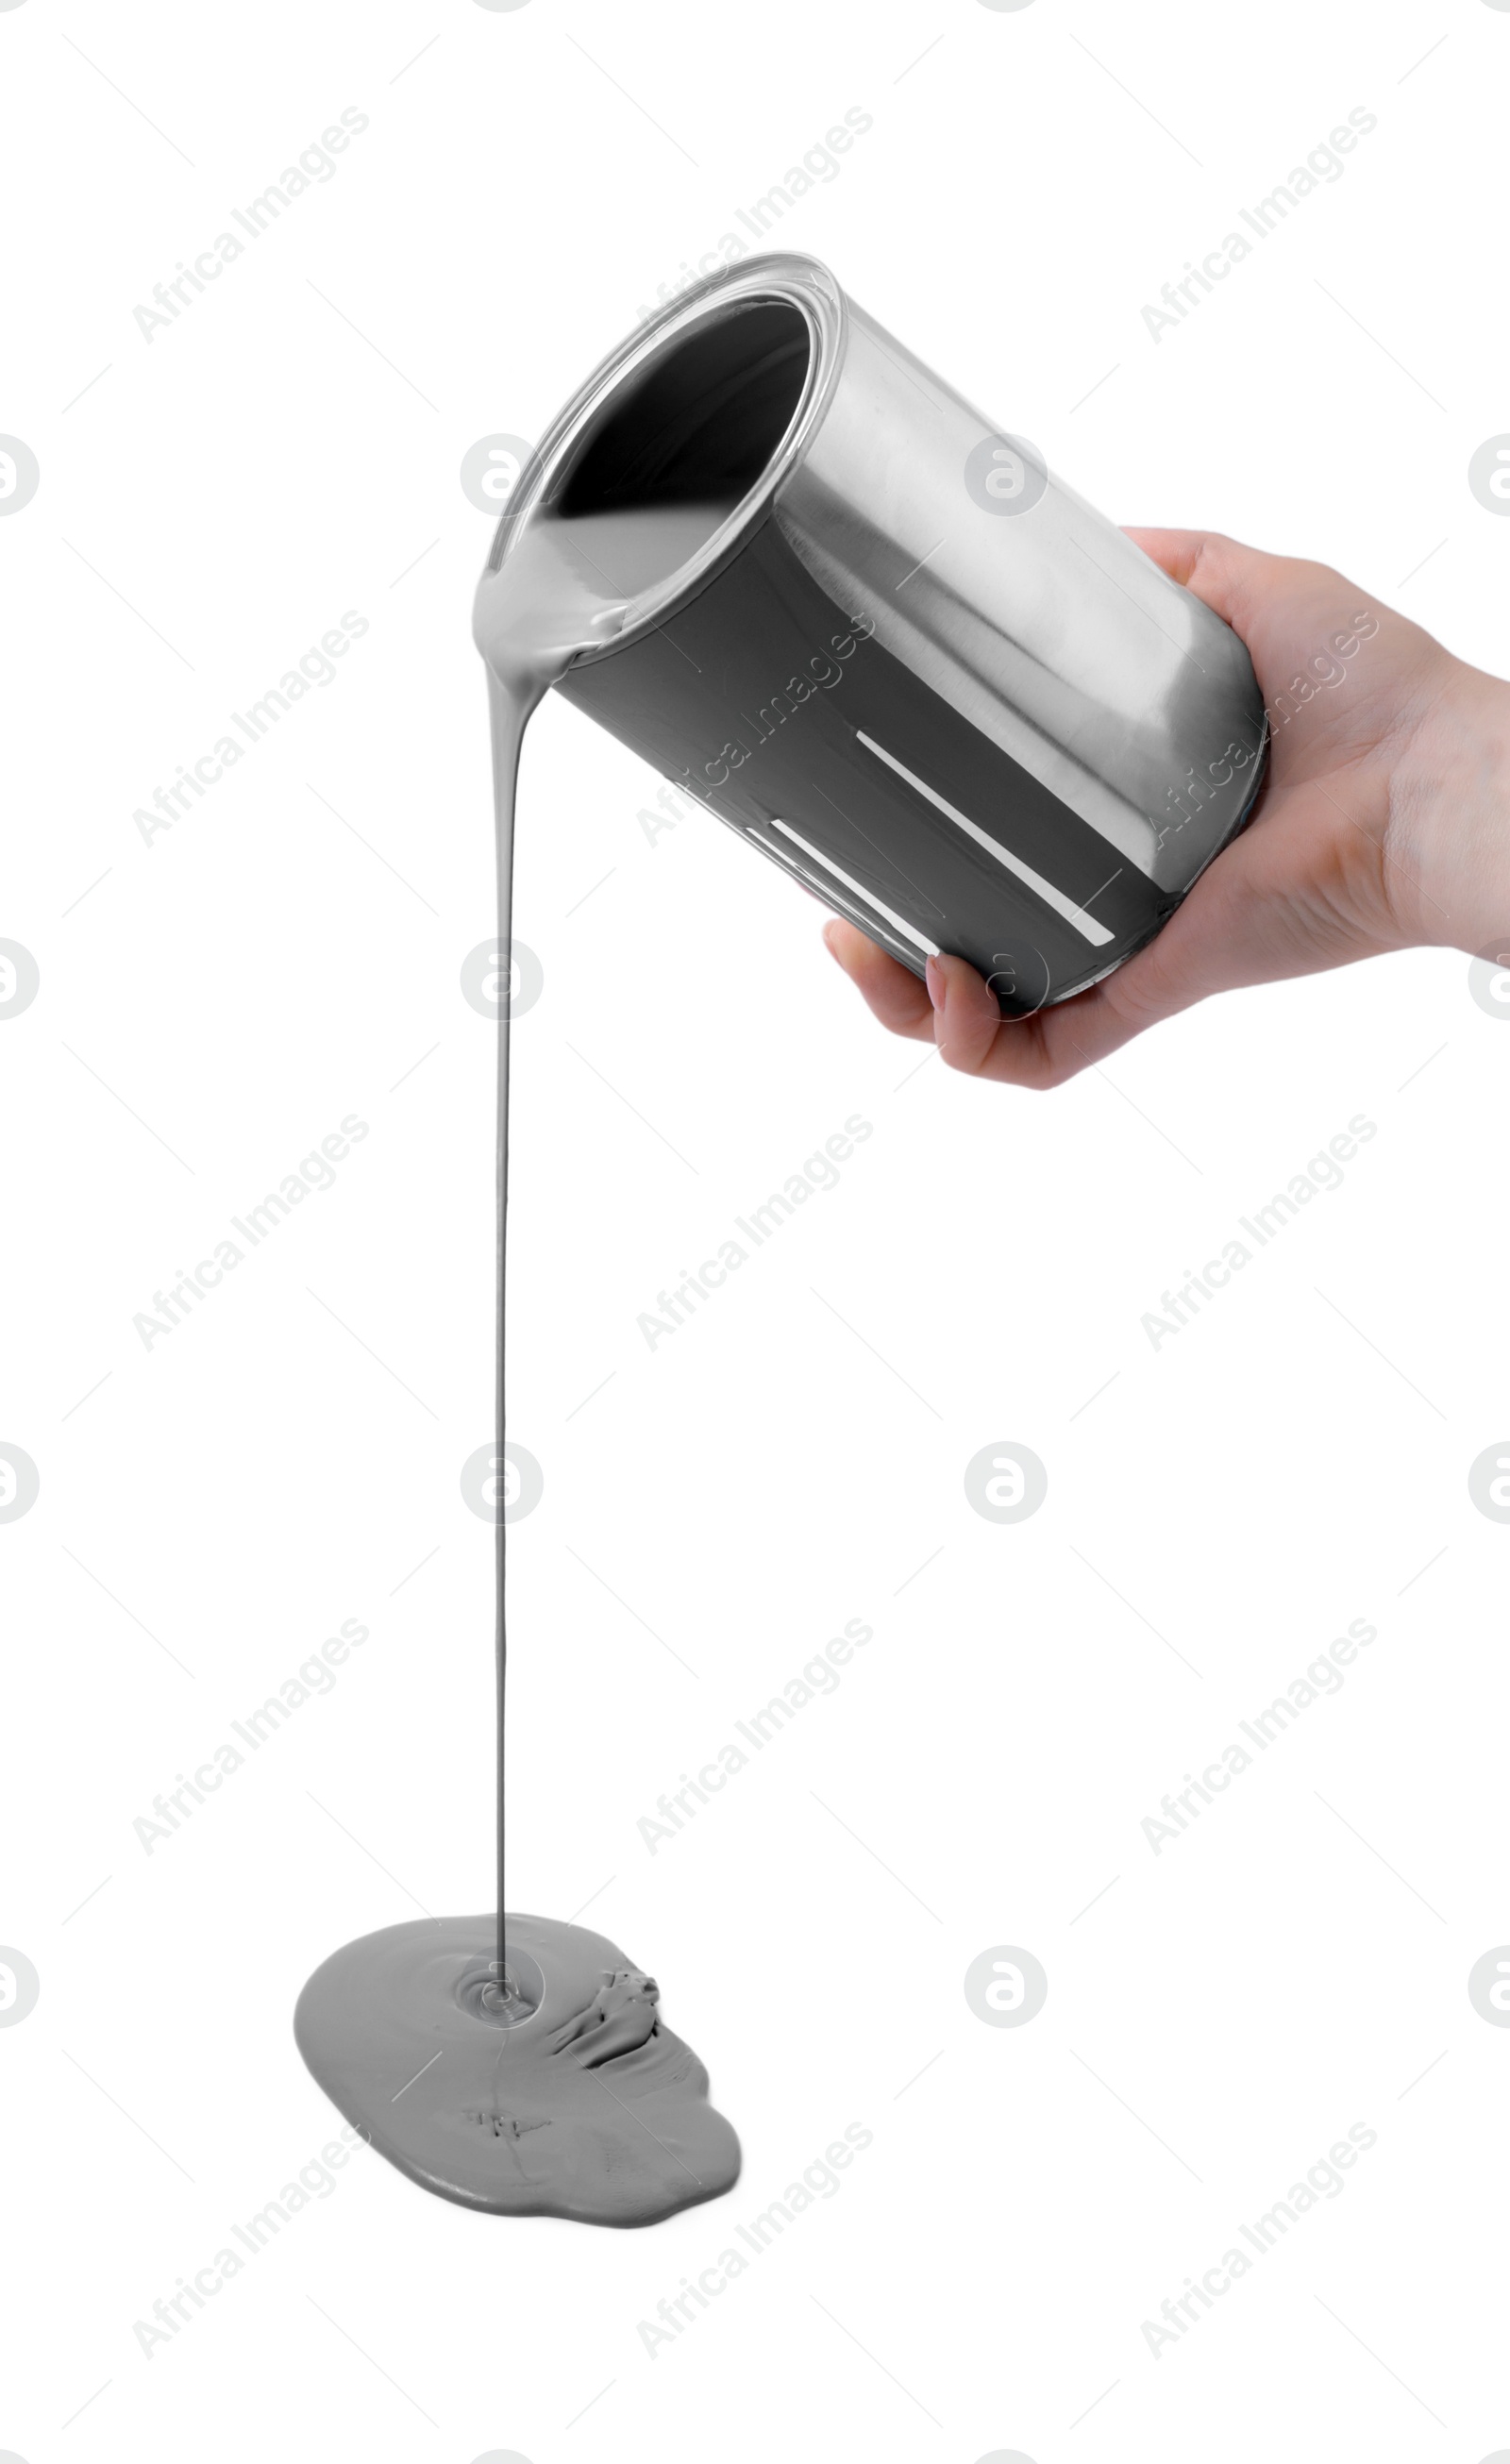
[823,527,1510,1087]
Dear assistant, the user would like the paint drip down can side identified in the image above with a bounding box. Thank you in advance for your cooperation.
[473,254,1267,1016]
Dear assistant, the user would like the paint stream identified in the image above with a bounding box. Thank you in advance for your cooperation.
[477,500,741,1974]
[295,499,743,2224]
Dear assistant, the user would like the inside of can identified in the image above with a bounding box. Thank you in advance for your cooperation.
[556,299,811,527]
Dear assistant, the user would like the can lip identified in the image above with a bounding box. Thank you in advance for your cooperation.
[480,253,846,664]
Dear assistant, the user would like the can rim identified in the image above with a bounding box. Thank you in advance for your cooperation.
[479,253,846,664]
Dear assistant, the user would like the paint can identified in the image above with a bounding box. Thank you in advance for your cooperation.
[474,254,1267,1014]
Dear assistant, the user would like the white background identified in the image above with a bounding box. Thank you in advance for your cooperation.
[3,1,1508,2458]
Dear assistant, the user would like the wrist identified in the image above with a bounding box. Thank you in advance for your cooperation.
[1389,666,1510,952]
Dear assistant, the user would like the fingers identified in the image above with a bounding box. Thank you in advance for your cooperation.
[821,915,1201,1089]
[1122,526,1278,639]
[1124,528,1420,731]
[823,756,1402,1090]
[822,917,934,1041]
[905,798,1384,1087]
[922,935,1206,1090]
[822,842,1274,1090]
[924,951,1010,1074]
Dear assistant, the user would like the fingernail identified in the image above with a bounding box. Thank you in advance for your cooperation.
[821,918,843,963]
[925,955,946,1010]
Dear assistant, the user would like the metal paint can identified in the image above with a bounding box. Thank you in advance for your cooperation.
[475,254,1267,1014]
